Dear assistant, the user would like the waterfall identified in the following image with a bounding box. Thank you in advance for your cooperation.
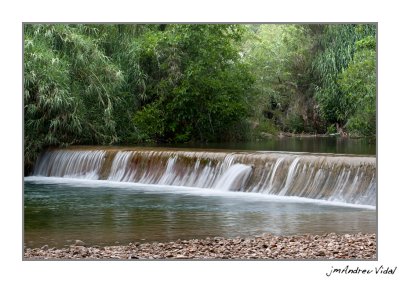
[33,150,106,179]
[32,148,376,206]
[108,151,133,181]
[213,164,253,191]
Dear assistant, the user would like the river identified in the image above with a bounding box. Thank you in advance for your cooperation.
[24,137,376,248]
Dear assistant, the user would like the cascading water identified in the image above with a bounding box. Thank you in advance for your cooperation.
[108,151,133,181]
[32,147,376,206]
[212,164,253,191]
[33,150,106,179]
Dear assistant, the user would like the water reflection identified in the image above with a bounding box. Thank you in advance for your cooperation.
[160,137,376,155]
[24,181,376,248]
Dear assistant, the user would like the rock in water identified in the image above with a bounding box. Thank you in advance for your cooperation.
[74,240,86,246]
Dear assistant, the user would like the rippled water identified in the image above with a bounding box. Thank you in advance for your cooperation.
[24,178,376,248]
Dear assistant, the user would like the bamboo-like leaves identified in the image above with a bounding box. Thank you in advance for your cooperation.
[312,24,376,130]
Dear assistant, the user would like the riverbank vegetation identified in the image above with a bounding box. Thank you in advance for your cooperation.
[24,24,376,171]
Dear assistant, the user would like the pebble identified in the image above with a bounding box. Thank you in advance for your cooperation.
[24,233,376,260]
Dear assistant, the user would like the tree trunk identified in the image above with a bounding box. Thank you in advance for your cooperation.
[336,123,348,138]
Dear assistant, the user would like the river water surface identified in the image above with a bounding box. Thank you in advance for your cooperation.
[24,137,376,248]
[24,177,376,248]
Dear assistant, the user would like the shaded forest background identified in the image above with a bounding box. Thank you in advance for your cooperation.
[24,24,376,171]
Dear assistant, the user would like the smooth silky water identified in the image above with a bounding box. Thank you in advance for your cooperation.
[24,141,376,248]
[24,178,375,248]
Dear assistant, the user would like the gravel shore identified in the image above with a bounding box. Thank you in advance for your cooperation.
[24,233,376,260]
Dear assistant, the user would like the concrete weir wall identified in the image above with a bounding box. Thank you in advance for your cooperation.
[33,147,376,206]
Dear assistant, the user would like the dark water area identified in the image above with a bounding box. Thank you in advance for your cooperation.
[24,179,376,248]
[154,137,376,155]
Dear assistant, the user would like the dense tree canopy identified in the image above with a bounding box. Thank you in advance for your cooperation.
[24,25,125,170]
[24,24,377,173]
[338,30,376,136]
[242,24,319,136]
[311,25,376,134]
[131,25,253,143]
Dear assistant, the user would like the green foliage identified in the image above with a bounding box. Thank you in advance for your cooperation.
[311,24,376,134]
[25,26,76,169]
[312,25,356,126]
[24,24,125,170]
[132,102,166,142]
[284,113,306,133]
[132,24,253,142]
[251,120,278,139]
[326,124,337,134]
[24,24,254,172]
[243,24,319,134]
[339,34,376,136]
[24,24,377,173]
